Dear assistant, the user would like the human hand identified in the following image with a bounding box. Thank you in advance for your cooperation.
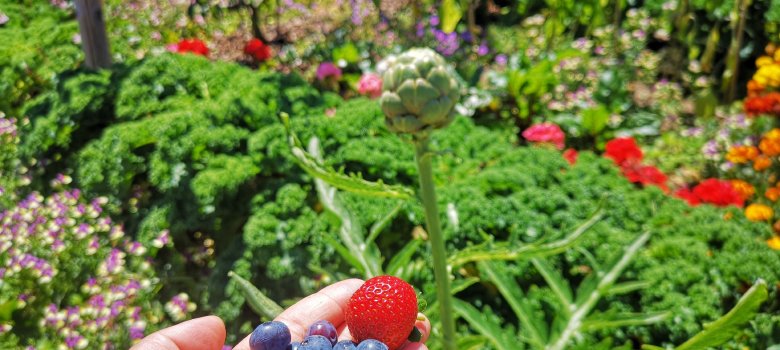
[130,315,227,350]
[232,278,431,350]
[131,279,431,350]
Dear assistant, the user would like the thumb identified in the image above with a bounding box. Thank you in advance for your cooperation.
[131,316,226,350]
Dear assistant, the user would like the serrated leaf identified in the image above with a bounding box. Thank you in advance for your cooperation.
[228,271,284,320]
[642,346,666,350]
[453,298,516,350]
[457,335,492,350]
[386,239,423,278]
[675,280,769,350]
[307,135,384,278]
[549,232,651,350]
[367,201,404,247]
[606,280,652,296]
[531,258,574,309]
[479,260,548,347]
[281,113,414,199]
[581,311,670,331]
[449,207,603,266]
[322,234,366,276]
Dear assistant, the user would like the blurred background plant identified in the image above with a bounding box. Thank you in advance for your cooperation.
[2,0,780,348]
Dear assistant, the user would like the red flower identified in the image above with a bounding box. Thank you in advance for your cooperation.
[691,179,744,207]
[621,164,668,191]
[674,187,700,206]
[563,148,578,165]
[244,38,271,62]
[605,137,643,166]
[176,38,209,57]
[744,92,780,116]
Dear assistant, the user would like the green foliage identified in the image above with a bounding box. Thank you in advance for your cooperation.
[0,1,81,116]
[675,280,768,350]
[15,52,780,347]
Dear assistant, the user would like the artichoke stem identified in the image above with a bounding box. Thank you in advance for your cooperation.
[414,138,457,350]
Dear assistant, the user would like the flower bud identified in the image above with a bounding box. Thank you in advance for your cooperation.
[380,48,460,139]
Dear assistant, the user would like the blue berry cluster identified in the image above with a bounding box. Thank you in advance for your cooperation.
[249,320,390,350]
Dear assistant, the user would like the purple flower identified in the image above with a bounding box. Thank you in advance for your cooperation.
[460,31,473,43]
[429,15,439,26]
[350,0,372,25]
[130,326,145,340]
[477,42,489,56]
[415,22,425,37]
[0,13,8,26]
[316,62,342,81]
[432,29,459,56]
[495,54,508,66]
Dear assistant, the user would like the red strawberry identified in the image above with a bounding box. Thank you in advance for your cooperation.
[346,275,418,350]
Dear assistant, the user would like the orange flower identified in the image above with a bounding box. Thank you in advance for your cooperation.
[766,187,780,202]
[767,43,777,56]
[747,80,764,96]
[726,145,759,163]
[767,235,780,250]
[745,203,773,221]
[760,138,780,157]
[753,155,772,171]
[730,180,755,200]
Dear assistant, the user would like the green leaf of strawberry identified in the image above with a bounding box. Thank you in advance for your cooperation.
[346,276,419,350]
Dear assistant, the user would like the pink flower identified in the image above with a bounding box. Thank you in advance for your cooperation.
[357,73,382,98]
[522,123,565,150]
[316,62,342,81]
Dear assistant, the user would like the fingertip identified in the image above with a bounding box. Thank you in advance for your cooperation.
[414,313,431,343]
[132,315,227,350]
[402,342,429,350]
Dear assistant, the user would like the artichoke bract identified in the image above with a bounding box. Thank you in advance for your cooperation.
[380,48,460,139]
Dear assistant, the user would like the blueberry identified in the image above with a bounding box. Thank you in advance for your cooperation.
[356,339,388,350]
[299,335,333,350]
[288,341,302,350]
[306,320,338,345]
[333,340,357,350]
[250,321,291,350]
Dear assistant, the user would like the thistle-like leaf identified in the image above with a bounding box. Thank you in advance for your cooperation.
[448,207,603,266]
[479,260,548,347]
[675,280,769,350]
[228,271,284,320]
[280,113,414,199]
[453,298,516,350]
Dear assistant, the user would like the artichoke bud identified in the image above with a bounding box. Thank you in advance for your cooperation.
[379,48,461,139]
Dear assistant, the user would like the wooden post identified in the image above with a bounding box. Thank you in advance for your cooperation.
[75,0,111,69]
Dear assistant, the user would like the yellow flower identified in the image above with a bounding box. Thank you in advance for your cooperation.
[753,155,772,171]
[764,128,780,140]
[775,48,780,62]
[754,64,780,88]
[756,56,774,67]
[730,180,755,200]
[726,145,759,163]
[745,203,773,222]
[767,235,780,250]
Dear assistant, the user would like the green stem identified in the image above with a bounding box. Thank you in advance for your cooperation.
[414,138,457,350]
